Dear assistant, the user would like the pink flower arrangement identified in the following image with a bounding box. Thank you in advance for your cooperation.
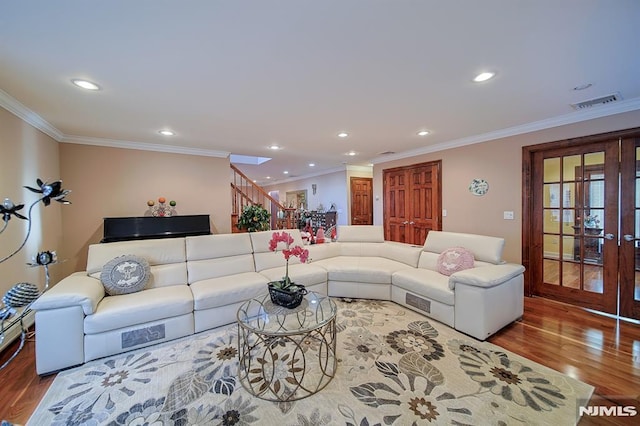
[269,231,309,289]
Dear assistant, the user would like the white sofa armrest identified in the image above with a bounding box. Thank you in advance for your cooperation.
[31,272,105,315]
[448,264,525,290]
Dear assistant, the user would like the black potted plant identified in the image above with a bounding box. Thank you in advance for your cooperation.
[236,204,271,232]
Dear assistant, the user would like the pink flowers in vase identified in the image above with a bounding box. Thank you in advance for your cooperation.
[268,231,309,289]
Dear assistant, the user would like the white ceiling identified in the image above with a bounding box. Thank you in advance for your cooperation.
[2,1,640,184]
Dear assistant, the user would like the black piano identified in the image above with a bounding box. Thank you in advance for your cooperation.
[102,215,211,243]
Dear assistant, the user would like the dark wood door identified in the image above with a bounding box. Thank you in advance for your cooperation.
[383,161,441,245]
[350,177,373,225]
[526,132,640,320]
[619,137,640,319]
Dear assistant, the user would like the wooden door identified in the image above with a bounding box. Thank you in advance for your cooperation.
[350,177,373,225]
[525,131,640,320]
[383,161,441,245]
[531,141,619,314]
[619,137,640,319]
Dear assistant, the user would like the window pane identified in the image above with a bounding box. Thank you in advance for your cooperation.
[587,181,605,209]
[543,259,559,285]
[563,235,578,261]
[544,183,560,208]
[562,261,580,289]
[544,158,560,182]
[543,210,560,233]
[584,152,605,169]
[563,155,581,181]
[584,264,603,294]
[583,209,604,231]
[544,234,560,259]
[564,212,577,234]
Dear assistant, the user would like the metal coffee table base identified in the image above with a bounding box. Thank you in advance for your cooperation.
[237,318,336,402]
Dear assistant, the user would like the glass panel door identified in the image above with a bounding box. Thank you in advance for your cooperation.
[620,138,640,320]
[535,141,619,314]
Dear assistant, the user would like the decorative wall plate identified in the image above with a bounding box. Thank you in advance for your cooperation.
[469,178,489,196]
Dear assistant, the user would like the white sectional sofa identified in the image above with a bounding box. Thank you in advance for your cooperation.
[31,226,524,375]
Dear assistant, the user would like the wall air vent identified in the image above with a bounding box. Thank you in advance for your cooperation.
[570,92,622,110]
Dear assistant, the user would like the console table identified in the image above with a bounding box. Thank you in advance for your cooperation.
[102,215,211,242]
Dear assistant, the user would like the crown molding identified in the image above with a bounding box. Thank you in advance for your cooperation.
[60,135,230,158]
[371,96,640,164]
[0,89,64,141]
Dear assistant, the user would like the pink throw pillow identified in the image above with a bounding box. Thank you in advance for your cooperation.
[437,247,475,276]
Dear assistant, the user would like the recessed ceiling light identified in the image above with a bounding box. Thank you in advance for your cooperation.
[269,144,281,150]
[417,130,430,136]
[71,79,101,90]
[266,176,271,179]
[347,151,356,156]
[158,130,175,136]
[283,170,289,174]
[472,72,495,83]
[338,132,349,138]
[309,163,315,167]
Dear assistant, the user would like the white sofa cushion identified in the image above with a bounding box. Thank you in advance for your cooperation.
[250,229,306,271]
[84,285,193,334]
[87,238,188,289]
[314,256,412,284]
[186,233,253,261]
[423,231,505,265]
[392,268,455,305]
[419,252,493,271]
[258,263,327,288]
[191,272,268,310]
[187,254,257,283]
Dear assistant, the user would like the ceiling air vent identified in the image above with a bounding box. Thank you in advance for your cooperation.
[571,92,622,110]
[378,151,396,155]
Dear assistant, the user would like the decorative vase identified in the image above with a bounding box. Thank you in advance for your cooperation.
[585,227,603,236]
[268,283,308,308]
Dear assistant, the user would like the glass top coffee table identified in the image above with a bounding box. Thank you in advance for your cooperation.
[236,291,337,402]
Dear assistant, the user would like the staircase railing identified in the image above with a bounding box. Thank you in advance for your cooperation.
[230,164,297,231]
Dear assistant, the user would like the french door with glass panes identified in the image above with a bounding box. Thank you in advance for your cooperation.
[530,135,640,320]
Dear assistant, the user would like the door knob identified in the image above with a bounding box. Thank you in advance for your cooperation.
[402,221,409,225]
[623,234,634,242]
[409,221,415,225]
[604,233,615,240]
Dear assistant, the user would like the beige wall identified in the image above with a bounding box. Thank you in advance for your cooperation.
[59,144,231,276]
[4,103,640,282]
[374,110,640,263]
[0,107,64,297]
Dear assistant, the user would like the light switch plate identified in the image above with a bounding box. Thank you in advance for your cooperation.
[503,211,515,220]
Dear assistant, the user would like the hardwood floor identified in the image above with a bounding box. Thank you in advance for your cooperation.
[1,296,638,425]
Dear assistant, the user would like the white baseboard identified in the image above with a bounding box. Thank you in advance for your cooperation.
[0,310,35,353]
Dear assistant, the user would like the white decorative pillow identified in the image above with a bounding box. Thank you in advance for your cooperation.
[437,247,475,276]
[100,255,151,296]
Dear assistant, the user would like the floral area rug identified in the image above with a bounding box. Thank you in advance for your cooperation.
[28,299,593,425]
